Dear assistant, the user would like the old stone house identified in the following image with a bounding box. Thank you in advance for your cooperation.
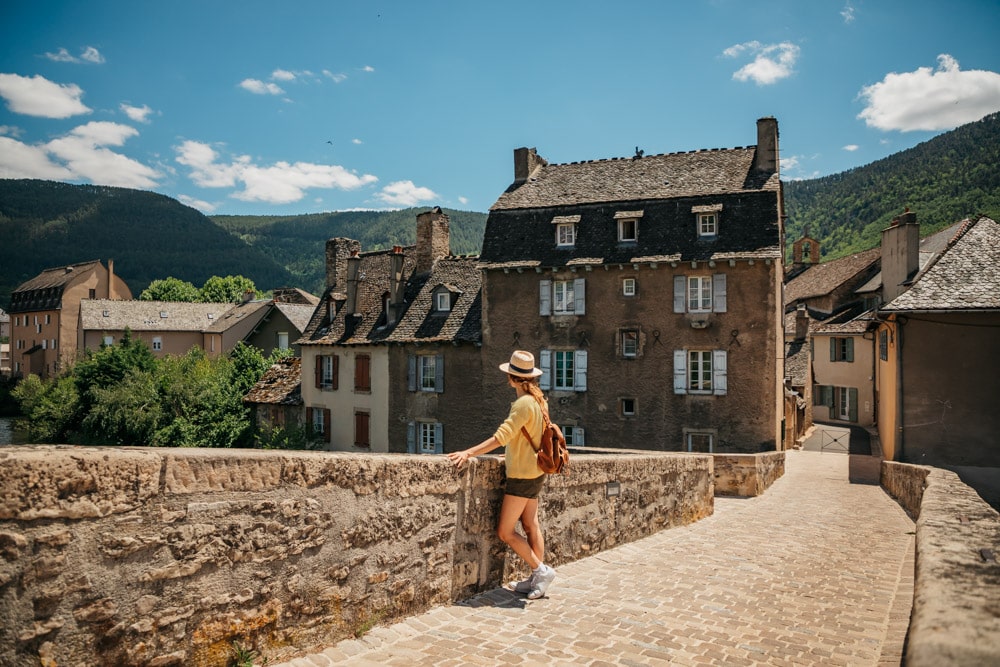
[243,356,303,435]
[477,118,786,453]
[79,300,231,357]
[204,290,318,359]
[297,209,485,452]
[8,260,131,378]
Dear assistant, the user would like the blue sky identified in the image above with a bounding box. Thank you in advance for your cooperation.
[1,1,999,216]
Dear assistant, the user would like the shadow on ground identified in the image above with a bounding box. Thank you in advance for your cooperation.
[803,422,880,485]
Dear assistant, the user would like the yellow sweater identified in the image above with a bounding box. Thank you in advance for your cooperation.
[493,394,545,479]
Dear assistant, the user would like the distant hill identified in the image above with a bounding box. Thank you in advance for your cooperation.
[785,112,1000,260]
[0,179,488,307]
[211,208,487,296]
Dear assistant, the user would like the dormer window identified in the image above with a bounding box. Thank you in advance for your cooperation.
[614,210,642,243]
[552,215,580,247]
[435,291,451,312]
[432,284,461,314]
[693,204,723,237]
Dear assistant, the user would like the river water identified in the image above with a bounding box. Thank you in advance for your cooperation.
[0,417,21,445]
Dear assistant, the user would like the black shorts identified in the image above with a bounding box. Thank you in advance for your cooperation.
[505,475,545,499]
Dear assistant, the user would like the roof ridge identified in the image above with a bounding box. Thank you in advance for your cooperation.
[548,145,754,167]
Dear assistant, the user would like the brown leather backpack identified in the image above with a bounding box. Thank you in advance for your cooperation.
[520,409,570,475]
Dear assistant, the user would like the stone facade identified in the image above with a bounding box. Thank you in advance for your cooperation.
[713,452,786,496]
[0,446,713,666]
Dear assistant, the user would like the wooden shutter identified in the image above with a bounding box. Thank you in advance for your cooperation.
[673,350,687,394]
[355,411,370,447]
[830,338,836,362]
[539,349,552,390]
[434,354,444,393]
[846,338,854,363]
[574,278,586,315]
[306,407,314,436]
[323,409,331,443]
[434,423,443,454]
[576,427,585,446]
[712,350,728,395]
[673,276,686,313]
[355,354,370,391]
[539,279,552,316]
[314,356,322,388]
[848,388,859,422]
[712,274,727,313]
[574,350,588,391]
[331,355,339,390]
[407,422,416,453]
[408,355,417,392]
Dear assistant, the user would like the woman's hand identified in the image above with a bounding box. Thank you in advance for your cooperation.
[447,450,471,467]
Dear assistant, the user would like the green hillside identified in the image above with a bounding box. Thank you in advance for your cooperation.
[785,111,1000,260]
[211,208,487,296]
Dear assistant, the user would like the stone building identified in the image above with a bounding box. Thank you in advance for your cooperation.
[478,118,786,453]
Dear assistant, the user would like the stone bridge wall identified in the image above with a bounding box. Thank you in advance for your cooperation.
[881,461,1000,666]
[713,451,785,497]
[0,446,713,667]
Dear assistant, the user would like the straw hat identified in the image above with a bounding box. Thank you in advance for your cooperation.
[499,350,543,378]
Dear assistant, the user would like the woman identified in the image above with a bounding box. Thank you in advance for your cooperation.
[447,350,557,599]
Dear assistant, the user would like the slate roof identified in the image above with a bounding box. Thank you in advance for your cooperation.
[813,317,872,335]
[274,303,318,333]
[243,357,302,405]
[9,260,103,312]
[383,257,482,344]
[853,222,965,295]
[784,340,810,386]
[784,248,881,306]
[80,300,231,331]
[882,216,1000,312]
[481,143,781,269]
[204,300,270,333]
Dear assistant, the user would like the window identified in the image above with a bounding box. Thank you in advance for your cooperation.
[830,337,854,362]
[879,330,888,361]
[408,354,444,393]
[408,421,443,454]
[814,385,859,422]
[687,432,714,453]
[103,335,114,346]
[673,349,727,395]
[435,292,451,312]
[563,426,584,446]
[152,336,162,351]
[307,407,331,443]
[354,410,370,447]
[697,213,718,237]
[621,329,639,358]
[673,274,727,313]
[620,398,636,416]
[277,332,289,349]
[354,354,371,392]
[315,355,339,389]
[50,339,56,349]
[36,323,41,334]
[89,289,96,299]
[622,278,636,297]
[41,339,47,350]
[44,314,50,325]
[540,349,587,391]
[618,218,638,242]
[552,214,580,247]
[539,278,586,316]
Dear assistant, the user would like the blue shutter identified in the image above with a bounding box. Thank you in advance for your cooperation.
[673,350,687,394]
[539,349,552,390]
[712,350,728,396]
[407,355,417,391]
[539,279,552,316]
[574,278,586,315]
[848,388,859,422]
[574,350,588,391]
[830,338,836,362]
[576,427,585,446]
[434,423,444,454]
[712,274,727,313]
[407,422,416,453]
[674,276,686,313]
[846,338,854,363]
[434,354,444,393]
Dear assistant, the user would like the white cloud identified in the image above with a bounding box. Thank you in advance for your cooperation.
[0,121,159,188]
[324,70,347,83]
[178,194,217,213]
[724,41,800,85]
[120,103,153,123]
[843,144,859,152]
[271,69,296,81]
[458,196,469,205]
[780,155,800,172]
[175,140,378,204]
[858,55,1000,131]
[0,73,91,118]
[841,2,856,23]
[375,180,438,207]
[362,65,375,73]
[239,78,285,95]
[0,125,24,138]
[43,46,105,64]
[352,138,362,144]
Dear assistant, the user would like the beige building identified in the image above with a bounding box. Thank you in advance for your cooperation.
[79,300,231,357]
[8,260,131,378]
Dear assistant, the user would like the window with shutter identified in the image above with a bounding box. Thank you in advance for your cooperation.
[354,354,371,392]
[354,411,370,447]
[539,279,552,316]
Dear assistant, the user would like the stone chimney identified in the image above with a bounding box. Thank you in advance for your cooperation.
[345,251,361,316]
[754,117,779,174]
[513,147,547,183]
[325,237,361,291]
[388,245,406,324]
[795,304,809,341]
[106,259,115,299]
[415,207,450,276]
[242,289,255,304]
[881,209,920,303]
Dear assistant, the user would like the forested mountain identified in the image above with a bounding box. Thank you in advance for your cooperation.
[785,112,1000,260]
[211,208,487,296]
[0,180,293,305]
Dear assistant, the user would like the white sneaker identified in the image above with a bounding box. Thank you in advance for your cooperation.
[507,574,534,593]
[527,565,555,599]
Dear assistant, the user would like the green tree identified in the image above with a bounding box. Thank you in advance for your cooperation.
[11,374,80,442]
[140,277,200,302]
[199,275,260,303]
[82,368,163,446]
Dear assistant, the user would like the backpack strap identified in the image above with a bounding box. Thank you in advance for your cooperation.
[520,425,540,453]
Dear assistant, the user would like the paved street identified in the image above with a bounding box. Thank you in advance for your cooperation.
[276,450,915,666]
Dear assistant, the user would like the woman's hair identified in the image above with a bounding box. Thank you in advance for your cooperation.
[508,374,550,419]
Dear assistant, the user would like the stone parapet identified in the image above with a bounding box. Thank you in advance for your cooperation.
[0,446,712,667]
[712,451,785,497]
[881,460,1000,666]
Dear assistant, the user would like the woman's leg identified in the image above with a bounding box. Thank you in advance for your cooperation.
[519,498,544,564]
[497,494,542,569]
